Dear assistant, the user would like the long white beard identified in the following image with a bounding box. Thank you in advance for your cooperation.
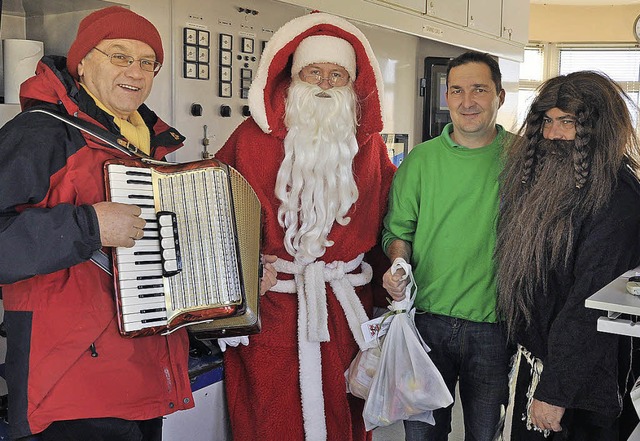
[275,79,360,263]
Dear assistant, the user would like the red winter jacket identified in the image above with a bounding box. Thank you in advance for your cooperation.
[0,55,193,439]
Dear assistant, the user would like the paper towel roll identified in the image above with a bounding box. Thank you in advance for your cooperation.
[3,39,44,104]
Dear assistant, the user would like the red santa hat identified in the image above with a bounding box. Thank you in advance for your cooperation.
[248,12,384,140]
[290,35,357,80]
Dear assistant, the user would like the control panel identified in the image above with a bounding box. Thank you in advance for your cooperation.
[171,0,306,163]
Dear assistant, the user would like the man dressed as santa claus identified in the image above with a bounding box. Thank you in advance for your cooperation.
[214,11,396,441]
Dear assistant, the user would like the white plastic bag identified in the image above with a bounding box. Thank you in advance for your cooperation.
[361,259,453,431]
[631,376,640,418]
[345,303,393,399]
[345,340,383,399]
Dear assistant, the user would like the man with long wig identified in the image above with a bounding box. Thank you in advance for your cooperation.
[496,71,640,440]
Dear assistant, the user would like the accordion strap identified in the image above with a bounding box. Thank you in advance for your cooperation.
[22,108,172,166]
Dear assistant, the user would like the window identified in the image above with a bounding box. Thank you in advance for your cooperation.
[558,48,640,82]
[518,45,640,131]
[516,90,536,130]
[558,47,640,128]
[520,47,544,82]
[516,45,545,127]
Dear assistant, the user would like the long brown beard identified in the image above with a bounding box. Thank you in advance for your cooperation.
[495,139,614,339]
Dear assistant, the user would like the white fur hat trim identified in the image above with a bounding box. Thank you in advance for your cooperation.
[291,35,356,80]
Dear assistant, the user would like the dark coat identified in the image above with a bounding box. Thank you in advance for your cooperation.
[518,166,640,419]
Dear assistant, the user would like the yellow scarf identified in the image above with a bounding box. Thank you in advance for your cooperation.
[80,84,151,155]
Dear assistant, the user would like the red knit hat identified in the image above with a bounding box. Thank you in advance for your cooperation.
[66,6,164,79]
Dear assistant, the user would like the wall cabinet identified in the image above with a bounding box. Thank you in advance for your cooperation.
[427,0,468,27]
[502,0,530,44]
[468,0,502,37]
[370,0,528,44]
[279,0,527,61]
[379,0,425,13]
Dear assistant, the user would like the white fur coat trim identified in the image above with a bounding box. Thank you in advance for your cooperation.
[272,254,373,348]
[272,254,374,440]
[248,12,384,134]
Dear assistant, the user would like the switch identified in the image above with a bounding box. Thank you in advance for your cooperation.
[191,103,203,116]
[202,125,213,159]
[220,105,232,117]
[242,105,251,117]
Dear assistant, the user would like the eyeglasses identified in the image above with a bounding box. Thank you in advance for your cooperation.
[300,68,350,87]
[92,47,162,73]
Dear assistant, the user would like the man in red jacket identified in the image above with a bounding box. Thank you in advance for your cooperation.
[215,12,396,441]
[0,6,192,441]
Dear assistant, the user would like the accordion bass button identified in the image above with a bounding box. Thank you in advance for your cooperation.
[163,249,177,260]
[161,238,175,249]
[164,260,178,273]
[160,226,175,239]
[158,214,173,226]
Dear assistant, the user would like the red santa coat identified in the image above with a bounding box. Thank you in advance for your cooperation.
[215,12,395,441]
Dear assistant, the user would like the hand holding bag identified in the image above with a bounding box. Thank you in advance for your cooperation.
[361,258,453,430]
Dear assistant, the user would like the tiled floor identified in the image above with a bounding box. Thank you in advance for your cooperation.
[372,421,404,440]
[371,388,464,441]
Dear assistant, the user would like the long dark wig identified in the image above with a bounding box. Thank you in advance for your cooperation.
[496,70,640,339]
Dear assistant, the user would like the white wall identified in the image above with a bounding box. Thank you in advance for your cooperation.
[530,3,640,43]
[126,0,174,123]
[351,22,421,147]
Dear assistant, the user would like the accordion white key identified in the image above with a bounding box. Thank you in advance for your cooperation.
[104,158,262,338]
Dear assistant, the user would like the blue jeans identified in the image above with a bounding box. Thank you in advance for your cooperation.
[404,312,512,441]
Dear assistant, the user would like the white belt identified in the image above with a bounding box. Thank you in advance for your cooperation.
[272,253,374,441]
[501,345,549,440]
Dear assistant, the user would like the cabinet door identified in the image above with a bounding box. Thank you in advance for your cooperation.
[501,0,530,44]
[427,0,468,27]
[380,0,426,13]
[468,0,502,37]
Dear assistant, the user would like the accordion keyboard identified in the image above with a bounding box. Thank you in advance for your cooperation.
[108,166,170,331]
[106,162,244,334]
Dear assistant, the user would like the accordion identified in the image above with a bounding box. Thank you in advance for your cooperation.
[105,158,262,338]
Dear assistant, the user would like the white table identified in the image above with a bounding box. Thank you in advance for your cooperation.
[586,268,640,338]
[632,424,640,441]
[585,267,640,441]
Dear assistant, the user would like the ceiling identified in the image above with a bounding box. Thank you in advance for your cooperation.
[531,0,640,4]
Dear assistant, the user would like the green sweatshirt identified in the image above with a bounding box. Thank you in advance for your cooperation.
[382,123,508,323]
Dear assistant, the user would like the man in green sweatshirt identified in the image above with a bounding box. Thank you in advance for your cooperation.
[382,51,512,441]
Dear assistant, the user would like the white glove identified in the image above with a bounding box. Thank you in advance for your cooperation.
[217,336,249,352]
